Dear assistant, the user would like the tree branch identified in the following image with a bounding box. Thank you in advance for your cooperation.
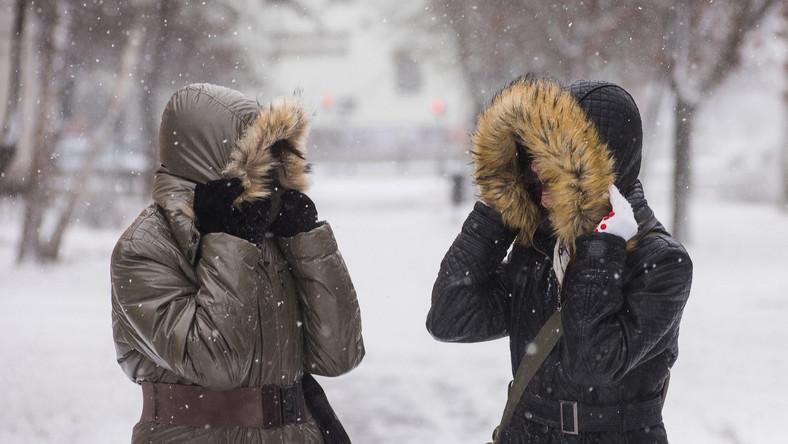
[39,23,145,260]
[701,0,779,94]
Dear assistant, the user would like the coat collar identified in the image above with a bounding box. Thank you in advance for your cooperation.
[152,166,201,265]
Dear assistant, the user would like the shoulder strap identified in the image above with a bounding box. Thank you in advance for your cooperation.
[661,371,670,402]
[492,309,562,443]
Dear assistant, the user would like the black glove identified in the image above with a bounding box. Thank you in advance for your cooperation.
[194,178,275,245]
[231,198,274,245]
[193,178,244,235]
[269,190,320,237]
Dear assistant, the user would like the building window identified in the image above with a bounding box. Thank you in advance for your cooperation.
[394,50,421,94]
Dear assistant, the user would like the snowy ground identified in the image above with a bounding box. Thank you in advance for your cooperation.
[1,168,787,444]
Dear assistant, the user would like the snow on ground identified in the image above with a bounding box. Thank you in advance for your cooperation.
[1,168,787,443]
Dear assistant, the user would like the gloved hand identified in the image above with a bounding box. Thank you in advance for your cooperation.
[594,184,638,241]
[194,178,274,245]
[269,190,320,237]
[232,198,274,245]
[193,178,244,236]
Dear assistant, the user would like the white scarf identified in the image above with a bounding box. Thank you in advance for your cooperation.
[552,241,570,290]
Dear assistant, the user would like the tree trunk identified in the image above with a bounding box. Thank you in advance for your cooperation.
[638,80,668,180]
[0,0,27,175]
[139,76,159,194]
[671,94,696,243]
[38,25,144,262]
[139,1,174,195]
[17,4,68,263]
[783,99,787,209]
[782,2,788,209]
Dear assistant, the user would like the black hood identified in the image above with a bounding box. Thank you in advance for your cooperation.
[568,80,643,190]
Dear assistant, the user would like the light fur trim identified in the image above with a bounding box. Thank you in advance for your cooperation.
[472,77,616,251]
[222,97,309,203]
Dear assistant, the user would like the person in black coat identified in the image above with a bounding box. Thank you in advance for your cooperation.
[427,77,692,443]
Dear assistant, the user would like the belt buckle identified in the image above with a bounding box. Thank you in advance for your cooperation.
[560,400,579,435]
[261,385,282,428]
[280,385,296,424]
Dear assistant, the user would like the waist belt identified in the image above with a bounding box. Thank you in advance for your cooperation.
[140,381,308,429]
[521,392,664,435]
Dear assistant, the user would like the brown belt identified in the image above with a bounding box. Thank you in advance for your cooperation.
[140,381,308,429]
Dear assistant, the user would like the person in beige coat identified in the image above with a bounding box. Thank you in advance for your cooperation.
[110,83,364,443]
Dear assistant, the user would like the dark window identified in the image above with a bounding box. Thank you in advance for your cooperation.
[394,50,421,93]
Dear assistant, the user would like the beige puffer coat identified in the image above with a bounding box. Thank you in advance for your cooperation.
[110,84,364,443]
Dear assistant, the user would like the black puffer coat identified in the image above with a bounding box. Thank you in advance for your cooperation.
[427,78,692,443]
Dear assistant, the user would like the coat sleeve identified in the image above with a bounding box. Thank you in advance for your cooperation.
[559,232,692,386]
[278,223,364,377]
[110,233,262,389]
[426,202,516,342]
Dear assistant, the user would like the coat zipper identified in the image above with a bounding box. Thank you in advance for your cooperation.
[557,278,566,312]
[551,242,568,312]
[536,238,566,313]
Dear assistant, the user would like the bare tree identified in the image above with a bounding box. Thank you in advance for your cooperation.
[17,0,148,262]
[782,1,788,209]
[133,0,320,194]
[665,0,780,241]
[137,0,176,194]
[428,1,779,240]
[17,1,69,262]
[525,1,672,83]
[37,24,145,261]
[14,0,309,262]
[427,1,672,114]
[0,0,26,177]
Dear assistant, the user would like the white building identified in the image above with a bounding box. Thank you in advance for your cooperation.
[255,0,473,163]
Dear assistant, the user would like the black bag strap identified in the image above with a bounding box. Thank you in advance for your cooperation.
[491,309,562,444]
[661,371,670,402]
[302,373,351,444]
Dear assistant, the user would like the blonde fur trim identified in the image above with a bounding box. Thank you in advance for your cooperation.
[222,97,309,204]
[472,77,616,251]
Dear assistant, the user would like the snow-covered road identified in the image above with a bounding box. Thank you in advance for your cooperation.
[1,172,786,443]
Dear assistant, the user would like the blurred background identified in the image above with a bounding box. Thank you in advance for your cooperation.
[0,0,785,443]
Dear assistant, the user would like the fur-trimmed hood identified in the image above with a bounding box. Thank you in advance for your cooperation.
[152,83,310,262]
[472,77,617,250]
[157,83,309,203]
[222,97,309,204]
